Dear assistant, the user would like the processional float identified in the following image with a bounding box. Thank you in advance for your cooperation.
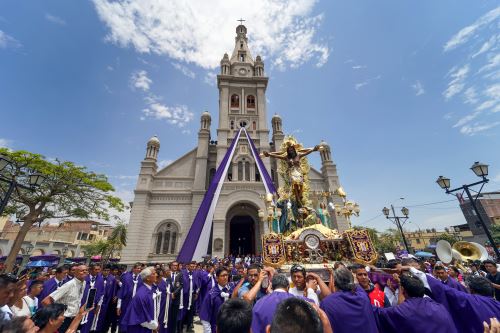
[258,135,377,276]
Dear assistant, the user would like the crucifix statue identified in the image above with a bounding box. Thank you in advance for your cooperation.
[261,142,322,208]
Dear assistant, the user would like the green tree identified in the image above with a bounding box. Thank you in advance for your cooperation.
[378,228,403,254]
[490,224,500,245]
[436,233,459,246]
[105,219,127,261]
[82,239,110,257]
[0,149,124,272]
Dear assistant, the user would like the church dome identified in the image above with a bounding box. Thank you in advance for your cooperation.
[272,113,282,121]
[148,135,160,146]
[201,111,211,119]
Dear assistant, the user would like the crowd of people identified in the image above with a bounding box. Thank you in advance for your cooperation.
[0,255,500,333]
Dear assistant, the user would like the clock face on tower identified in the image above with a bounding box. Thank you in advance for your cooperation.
[238,68,247,76]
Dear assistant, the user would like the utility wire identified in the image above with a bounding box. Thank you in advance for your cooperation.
[395,199,456,208]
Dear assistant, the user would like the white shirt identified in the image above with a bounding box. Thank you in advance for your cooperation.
[289,286,319,305]
[50,277,85,317]
[11,296,38,317]
[0,305,12,321]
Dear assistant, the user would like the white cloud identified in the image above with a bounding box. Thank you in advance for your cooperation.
[92,0,329,70]
[355,75,381,90]
[142,102,194,127]
[0,138,12,148]
[411,80,425,96]
[459,121,500,136]
[443,64,469,100]
[444,6,500,52]
[472,34,498,58]
[204,71,217,86]
[0,30,21,49]
[352,65,366,70]
[107,65,114,71]
[172,62,195,79]
[45,13,66,25]
[464,87,478,104]
[130,70,152,91]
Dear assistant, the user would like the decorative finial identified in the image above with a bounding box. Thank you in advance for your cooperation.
[237,18,246,25]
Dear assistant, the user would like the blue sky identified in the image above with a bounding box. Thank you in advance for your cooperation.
[1,1,499,232]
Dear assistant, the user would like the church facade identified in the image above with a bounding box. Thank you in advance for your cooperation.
[121,24,348,264]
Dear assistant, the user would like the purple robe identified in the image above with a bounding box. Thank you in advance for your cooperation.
[426,274,500,333]
[95,274,116,331]
[198,271,216,313]
[251,291,296,333]
[39,278,64,305]
[80,274,105,333]
[124,284,156,333]
[443,277,468,293]
[156,278,173,333]
[199,285,231,333]
[118,272,143,332]
[180,270,199,320]
[320,288,379,333]
[373,297,456,333]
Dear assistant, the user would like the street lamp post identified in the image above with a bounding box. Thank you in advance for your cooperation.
[332,187,360,228]
[383,205,411,253]
[0,154,45,215]
[436,161,500,258]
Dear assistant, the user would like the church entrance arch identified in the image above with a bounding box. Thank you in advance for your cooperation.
[226,202,260,256]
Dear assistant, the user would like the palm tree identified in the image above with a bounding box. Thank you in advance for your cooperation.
[105,220,127,262]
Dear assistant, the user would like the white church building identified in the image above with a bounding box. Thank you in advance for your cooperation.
[121,24,348,264]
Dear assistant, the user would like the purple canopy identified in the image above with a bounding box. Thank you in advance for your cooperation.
[369,271,396,289]
[29,255,60,262]
[0,255,23,262]
[67,257,87,262]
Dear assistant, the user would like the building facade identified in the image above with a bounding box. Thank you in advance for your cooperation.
[459,191,500,243]
[0,220,113,257]
[403,225,474,252]
[121,25,348,264]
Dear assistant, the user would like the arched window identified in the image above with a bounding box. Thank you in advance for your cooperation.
[154,222,179,254]
[247,95,255,108]
[252,121,256,130]
[231,94,240,108]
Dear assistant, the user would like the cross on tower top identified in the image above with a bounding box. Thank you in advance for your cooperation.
[237,18,245,25]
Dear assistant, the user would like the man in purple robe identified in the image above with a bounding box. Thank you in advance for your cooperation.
[373,274,456,333]
[409,266,500,333]
[198,264,216,313]
[117,263,143,332]
[80,263,105,333]
[200,267,232,333]
[252,273,300,333]
[320,267,379,333]
[180,261,199,333]
[434,265,467,293]
[155,268,172,333]
[38,265,68,306]
[123,267,159,333]
[95,264,117,332]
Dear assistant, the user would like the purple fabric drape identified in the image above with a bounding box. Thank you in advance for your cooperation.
[177,129,243,263]
[243,128,277,194]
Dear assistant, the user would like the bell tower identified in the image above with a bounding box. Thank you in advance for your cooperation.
[216,24,270,171]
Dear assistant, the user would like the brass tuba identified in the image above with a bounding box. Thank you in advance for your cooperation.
[436,240,489,271]
[452,241,488,262]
